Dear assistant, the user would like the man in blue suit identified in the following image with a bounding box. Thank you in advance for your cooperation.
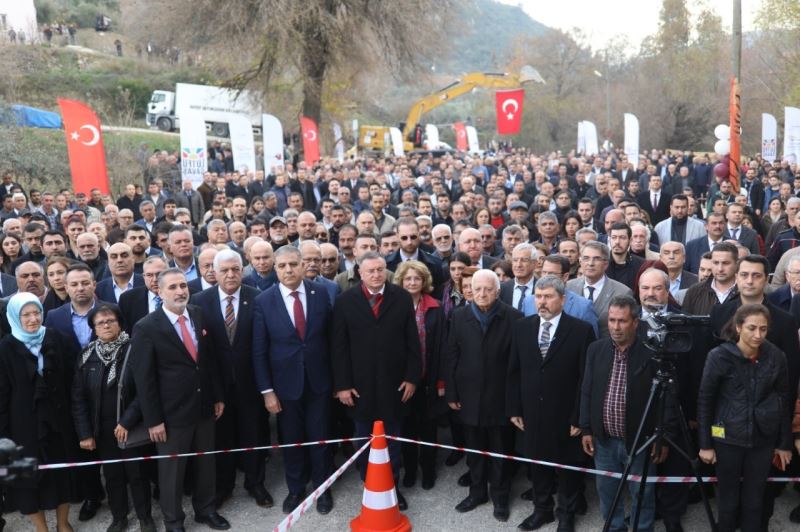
[299,240,340,306]
[768,254,800,312]
[190,249,272,510]
[252,246,334,515]
[242,241,277,291]
[94,242,144,303]
[523,255,599,337]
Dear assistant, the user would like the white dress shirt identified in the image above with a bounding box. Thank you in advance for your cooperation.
[584,276,606,301]
[112,274,135,302]
[278,282,306,327]
[161,306,197,351]
[512,278,535,309]
[147,291,160,313]
[538,312,562,345]
[218,287,240,321]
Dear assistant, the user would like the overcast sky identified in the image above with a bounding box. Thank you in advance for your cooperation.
[498,0,761,51]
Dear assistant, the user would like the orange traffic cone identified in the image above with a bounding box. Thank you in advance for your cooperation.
[350,420,412,532]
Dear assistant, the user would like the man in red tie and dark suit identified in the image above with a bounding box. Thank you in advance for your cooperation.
[130,269,228,532]
[252,246,335,515]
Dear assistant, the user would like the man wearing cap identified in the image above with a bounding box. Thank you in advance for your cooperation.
[268,216,290,251]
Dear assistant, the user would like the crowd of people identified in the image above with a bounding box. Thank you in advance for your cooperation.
[0,146,800,532]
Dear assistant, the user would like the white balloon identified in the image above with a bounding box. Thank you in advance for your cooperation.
[714,139,730,156]
[714,124,730,140]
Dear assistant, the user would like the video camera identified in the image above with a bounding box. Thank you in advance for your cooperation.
[643,312,711,354]
[0,438,37,485]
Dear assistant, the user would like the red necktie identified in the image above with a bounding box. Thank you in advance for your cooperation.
[291,291,306,340]
[177,315,198,362]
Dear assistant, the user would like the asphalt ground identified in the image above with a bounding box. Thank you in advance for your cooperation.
[6,440,799,531]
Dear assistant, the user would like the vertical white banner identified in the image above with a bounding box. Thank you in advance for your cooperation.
[179,112,208,188]
[624,113,640,166]
[762,113,777,162]
[262,114,284,174]
[425,124,440,149]
[784,107,800,163]
[466,126,480,153]
[577,121,586,154]
[584,121,599,156]
[333,122,344,163]
[389,127,405,157]
[227,114,256,174]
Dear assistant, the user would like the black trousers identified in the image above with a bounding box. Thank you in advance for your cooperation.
[156,417,216,529]
[277,382,332,495]
[462,425,513,503]
[215,389,266,496]
[530,463,581,519]
[714,441,773,532]
[77,450,104,502]
[656,439,690,526]
[98,427,151,521]
[401,390,437,478]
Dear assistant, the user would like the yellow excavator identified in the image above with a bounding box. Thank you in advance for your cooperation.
[358,65,545,153]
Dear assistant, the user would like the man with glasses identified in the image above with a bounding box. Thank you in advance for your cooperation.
[319,243,339,280]
[385,217,446,298]
[119,256,168,335]
[299,240,339,305]
[431,224,454,263]
[499,243,538,310]
[566,241,632,337]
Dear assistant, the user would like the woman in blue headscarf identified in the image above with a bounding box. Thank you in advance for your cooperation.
[0,292,79,531]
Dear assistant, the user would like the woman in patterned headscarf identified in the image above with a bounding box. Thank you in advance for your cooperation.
[0,292,79,532]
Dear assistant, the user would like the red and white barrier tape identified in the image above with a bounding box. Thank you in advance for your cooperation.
[384,435,800,483]
[273,438,372,532]
[37,437,369,470]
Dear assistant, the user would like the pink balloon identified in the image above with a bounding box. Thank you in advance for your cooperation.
[721,154,731,166]
[714,162,729,179]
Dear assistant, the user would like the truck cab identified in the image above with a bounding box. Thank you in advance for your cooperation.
[146,90,177,131]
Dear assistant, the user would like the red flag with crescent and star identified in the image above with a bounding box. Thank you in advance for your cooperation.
[453,121,468,151]
[300,116,320,166]
[57,98,110,195]
[495,88,525,135]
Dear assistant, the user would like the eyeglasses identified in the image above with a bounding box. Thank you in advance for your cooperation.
[399,235,419,241]
[94,318,118,328]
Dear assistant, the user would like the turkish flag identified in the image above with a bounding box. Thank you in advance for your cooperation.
[495,89,525,135]
[57,98,110,195]
[300,116,320,166]
[453,122,468,151]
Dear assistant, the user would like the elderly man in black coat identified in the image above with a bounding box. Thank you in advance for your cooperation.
[331,251,421,511]
[508,276,596,532]
[446,269,522,523]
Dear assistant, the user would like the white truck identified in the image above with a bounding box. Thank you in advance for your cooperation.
[146,83,263,137]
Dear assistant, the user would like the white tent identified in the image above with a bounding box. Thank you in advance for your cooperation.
[1,0,38,43]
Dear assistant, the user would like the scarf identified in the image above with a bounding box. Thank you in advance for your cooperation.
[470,299,500,334]
[7,293,46,374]
[80,331,130,387]
[414,295,440,378]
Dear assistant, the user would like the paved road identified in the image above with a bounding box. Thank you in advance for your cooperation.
[6,445,798,531]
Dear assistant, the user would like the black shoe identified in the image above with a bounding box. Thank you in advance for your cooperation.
[518,511,555,531]
[665,523,685,532]
[282,492,305,514]
[493,502,510,522]
[152,486,160,501]
[575,492,587,515]
[457,471,471,487]
[214,491,232,510]
[445,450,464,466]
[455,494,489,513]
[106,518,128,532]
[421,471,436,490]
[556,514,575,532]
[139,517,157,532]
[194,512,230,530]
[316,490,333,514]
[165,528,186,532]
[247,485,274,508]
[520,488,533,501]
[402,469,417,488]
[790,504,800,524]
[397,489,408,511]
[78,499,102,522]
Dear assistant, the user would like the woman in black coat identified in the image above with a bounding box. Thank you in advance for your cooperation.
[0,293,79,532]
[698,303,793,532]
[71,303,154,532]
[394,260,446,490]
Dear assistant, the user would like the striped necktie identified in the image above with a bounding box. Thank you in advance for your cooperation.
[224,295,235,328]
[540,321,552,358]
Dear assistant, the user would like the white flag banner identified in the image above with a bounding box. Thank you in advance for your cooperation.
[577,121,586,154]
[466,125,480,153]
[178,112,208,188]
[389,127,405,157]
[584,121,599,156]
[784,107,800,163]
[333,122,344,163]
[262,114,284,173]
[425,124,440,149]
[762,113,778,162]
[227,114,256,174]
[624,113,639,164]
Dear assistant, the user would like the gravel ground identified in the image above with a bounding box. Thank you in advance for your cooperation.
[6,444,799,532]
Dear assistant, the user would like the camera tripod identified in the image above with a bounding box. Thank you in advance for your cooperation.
[601,354,717,532]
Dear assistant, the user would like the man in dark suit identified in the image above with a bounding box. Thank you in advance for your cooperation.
[458,228,498,269]
[332,251,421,510]
[119,256,167,335]
[507,276,596,532]
[242,241,277,290]
[579,295,671,532]
[187,248,218,294]
[130,268,228,532]
[445,269,522,522]
[252,246,334,515]
[95,242,144,303]
[684,212,725,273]
[289,168,318,213]
[0,272,17,297]
[191,249,271,510]
[767,254,800,312]
[384,217,446,299]
[742,168,765,217]
[724,203,760,255]
[499,243,536,311]
[636,174,671,225]
[174,180,205,226]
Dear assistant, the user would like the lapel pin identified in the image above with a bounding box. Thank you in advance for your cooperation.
[243,301,248,305]
[311,290,316,294]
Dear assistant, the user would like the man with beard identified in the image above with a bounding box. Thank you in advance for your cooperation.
[653,195,706,246]
[605,223,645,288]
